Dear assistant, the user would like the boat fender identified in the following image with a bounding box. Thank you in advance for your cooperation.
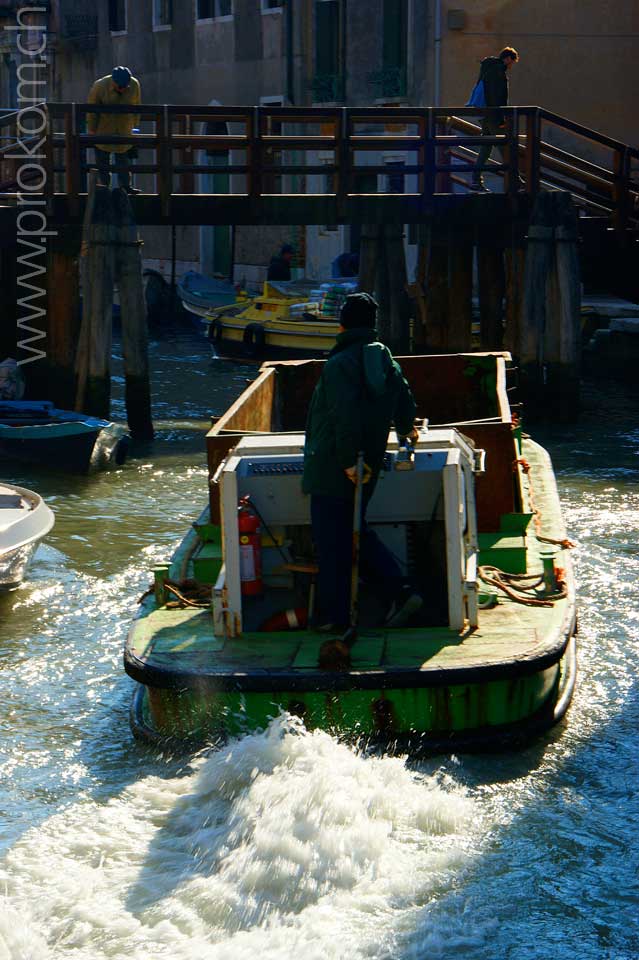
[243,322,266,357]
[261,607,308,631]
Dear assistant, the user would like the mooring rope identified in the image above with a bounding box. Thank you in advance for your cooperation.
[478,565,568,607]
[137,578,211,609]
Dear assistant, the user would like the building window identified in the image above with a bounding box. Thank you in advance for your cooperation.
[197,0,233,20]
[108,0,127,33]
[153,0,172,28]
[369,0,408,98]
[261,0,282,10]
[313,0,343,102]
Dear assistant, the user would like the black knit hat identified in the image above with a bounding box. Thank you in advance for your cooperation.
[339,292,378,329]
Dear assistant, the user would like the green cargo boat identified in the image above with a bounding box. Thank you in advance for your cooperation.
[124,352,576,751]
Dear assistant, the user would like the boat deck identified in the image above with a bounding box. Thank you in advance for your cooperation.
[126,439,576,692]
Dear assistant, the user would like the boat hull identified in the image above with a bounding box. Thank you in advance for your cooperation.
[0,540,39,590]
[128,633,576,751]
[124,354,578,753]
[0,482,55,589]
[0,422,128,472]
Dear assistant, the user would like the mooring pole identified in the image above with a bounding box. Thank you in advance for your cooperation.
[76,172,114,417]
[520,190,581,416]
[113,189,154,442]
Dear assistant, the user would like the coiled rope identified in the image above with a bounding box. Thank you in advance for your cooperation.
[478,565,567,607]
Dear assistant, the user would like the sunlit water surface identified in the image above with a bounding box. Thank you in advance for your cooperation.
[0,338,637,960]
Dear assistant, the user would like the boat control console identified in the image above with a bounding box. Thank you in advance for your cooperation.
[216,430,484,636]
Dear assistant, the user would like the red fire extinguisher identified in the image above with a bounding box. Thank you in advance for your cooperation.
[238,496,263,596]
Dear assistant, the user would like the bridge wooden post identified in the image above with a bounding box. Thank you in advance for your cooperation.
[248,107,263,210]
[384,223,411,353]
[157,107,172,219]
[411,222,456,352]
[113,190,154,442]
[358,223,379,295]
[447,226,473,352]
[477,238,505,349]
[612,146,630,235]
[65,104,81,218]
[524,109,541,196]
[46,229,82,409]
[75,173,115,418]
[503,246,525,355]
[520,190,580,417]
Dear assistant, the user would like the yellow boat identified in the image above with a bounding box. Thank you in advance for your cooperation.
[183,280,354,359]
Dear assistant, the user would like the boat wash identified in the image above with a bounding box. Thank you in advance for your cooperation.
[0,330,637,960]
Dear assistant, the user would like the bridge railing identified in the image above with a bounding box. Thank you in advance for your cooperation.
[1,103,636,228]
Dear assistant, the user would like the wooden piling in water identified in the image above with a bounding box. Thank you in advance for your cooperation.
[477,241,505,350]
[447,227,473,352]
[503,246,526,356]
[520,190,581,416]
[113,190,154,442]
[47,228,81,409]
[359,223,410,352]
[75,173,115,418]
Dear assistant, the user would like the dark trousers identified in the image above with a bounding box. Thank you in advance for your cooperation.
[95,148,132,188]
[474,117,505,176]
[310,492,404,628]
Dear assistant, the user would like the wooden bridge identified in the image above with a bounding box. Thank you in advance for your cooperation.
[0,103,637,231]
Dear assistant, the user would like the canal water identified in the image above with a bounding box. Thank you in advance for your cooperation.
[0,333,637,960]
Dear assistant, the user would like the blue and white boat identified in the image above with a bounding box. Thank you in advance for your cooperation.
[0,402,129,473]
[0,482,54,589]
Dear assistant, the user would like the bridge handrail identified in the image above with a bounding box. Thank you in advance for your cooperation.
[1,103,635,230]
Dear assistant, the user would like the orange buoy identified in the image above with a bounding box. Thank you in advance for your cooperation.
[261,607,308,631]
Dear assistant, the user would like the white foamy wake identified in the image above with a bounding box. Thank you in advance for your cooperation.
[0,716,477,960]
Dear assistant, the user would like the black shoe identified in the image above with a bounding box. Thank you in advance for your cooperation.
[122,185,141,195]
[468,179,490,193]
[318,638,352,670]
[384,589,424,628]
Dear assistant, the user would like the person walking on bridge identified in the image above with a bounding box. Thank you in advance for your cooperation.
[469,46,519,193]
[87,66,141,193]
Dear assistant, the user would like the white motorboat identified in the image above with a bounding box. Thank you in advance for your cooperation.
[0,483,55,590]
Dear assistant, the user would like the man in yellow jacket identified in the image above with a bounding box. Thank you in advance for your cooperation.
[87,66,140,192]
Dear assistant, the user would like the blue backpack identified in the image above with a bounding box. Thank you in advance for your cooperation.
[466,78,486,108]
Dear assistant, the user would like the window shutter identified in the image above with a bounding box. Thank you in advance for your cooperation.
[315,1,339,76]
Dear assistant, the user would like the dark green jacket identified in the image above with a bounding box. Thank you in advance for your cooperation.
[479,56,509,124]
[302,327,417,499]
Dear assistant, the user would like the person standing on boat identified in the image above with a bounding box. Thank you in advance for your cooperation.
[469,46,519,193]
[302,292,423,641]
[87,67,141,193]
[267,243,294,281]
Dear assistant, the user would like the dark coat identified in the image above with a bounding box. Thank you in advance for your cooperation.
[479,56,509,124]
[302,327,417,500]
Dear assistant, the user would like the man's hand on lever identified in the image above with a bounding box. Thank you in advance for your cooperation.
[399,426,420,446]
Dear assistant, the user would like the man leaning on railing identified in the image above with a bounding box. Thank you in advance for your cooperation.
[87,66,141,194]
